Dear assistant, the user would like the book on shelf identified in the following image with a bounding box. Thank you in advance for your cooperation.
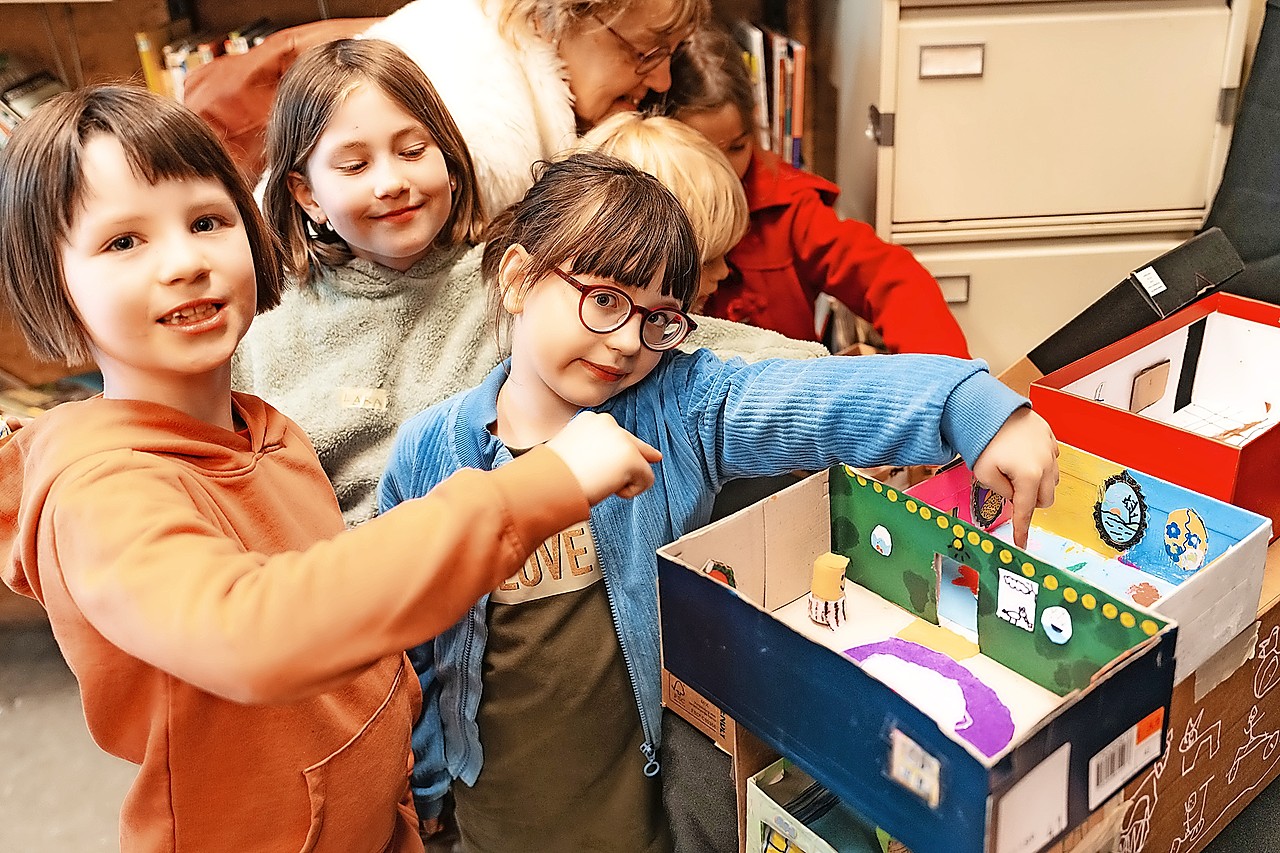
[164,24,231,103]
[788,36,807,169]
[730,19,771,152]
[760,25,789,158]
[0,100,21,146]
[2,70,67,118]
[0,54,69,147]
[736,20,808,170]
[224,18,277,55]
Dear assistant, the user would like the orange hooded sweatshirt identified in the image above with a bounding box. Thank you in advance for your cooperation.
[0,392,587,852]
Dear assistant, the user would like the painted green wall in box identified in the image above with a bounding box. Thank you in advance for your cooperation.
[828,465,1166,696]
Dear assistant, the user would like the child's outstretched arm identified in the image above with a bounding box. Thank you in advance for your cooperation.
[971,406,1059,548]
[42,416,658,707]
[789,192,970,359]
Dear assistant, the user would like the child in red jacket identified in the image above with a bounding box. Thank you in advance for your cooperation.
[667,26,971,358]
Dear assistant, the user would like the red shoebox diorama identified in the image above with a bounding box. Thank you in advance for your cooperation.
[1030,292,1280,542]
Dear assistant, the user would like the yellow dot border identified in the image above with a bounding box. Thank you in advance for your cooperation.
[841,468,1160,637]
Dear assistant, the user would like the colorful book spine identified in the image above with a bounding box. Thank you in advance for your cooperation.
[731,19,771,152]
[788,37,807,168]
[135,29,172,97]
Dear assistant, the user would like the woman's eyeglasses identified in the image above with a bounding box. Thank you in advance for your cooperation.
[552,268,696,352]
[593,15,686,76]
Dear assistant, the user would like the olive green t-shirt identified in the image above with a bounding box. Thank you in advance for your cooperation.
[452,519,672,853]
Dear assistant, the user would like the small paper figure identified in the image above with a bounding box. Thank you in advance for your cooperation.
[809,552,850,629]
[700,559,737,588]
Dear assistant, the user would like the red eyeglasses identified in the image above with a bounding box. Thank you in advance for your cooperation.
[552,268,696,352]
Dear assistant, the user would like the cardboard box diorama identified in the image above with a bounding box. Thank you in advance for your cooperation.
[907,447,1271,684]
[999,227,1242,397]
[746,756,1131,853]
[746,757,890,853]
[1029,292,1280,541]
[657,466,1178,853]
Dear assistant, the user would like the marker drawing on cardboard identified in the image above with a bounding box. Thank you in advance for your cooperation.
[908,443,1271,685]
[1119,621,1280,853]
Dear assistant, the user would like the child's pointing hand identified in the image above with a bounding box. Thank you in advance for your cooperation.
[547,412,663,504]
[972,407,1059,549]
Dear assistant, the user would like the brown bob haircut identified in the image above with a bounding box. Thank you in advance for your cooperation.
[482,150,700,312]
[264,38,485,286]
[0,84,283,365]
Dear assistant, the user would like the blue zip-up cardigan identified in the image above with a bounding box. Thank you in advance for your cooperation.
[378,348,1027,818]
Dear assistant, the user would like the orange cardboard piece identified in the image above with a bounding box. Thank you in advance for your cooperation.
[1129,360,1171,413]
[998,356,1044,398]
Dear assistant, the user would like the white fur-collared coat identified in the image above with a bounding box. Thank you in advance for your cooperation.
[365,0,578,219]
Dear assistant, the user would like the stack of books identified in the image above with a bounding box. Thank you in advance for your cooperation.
[732,20,807,169]
[135,18,279,102]
[0,53,70,149]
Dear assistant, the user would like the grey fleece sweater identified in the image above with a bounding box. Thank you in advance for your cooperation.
[234,243,826,526]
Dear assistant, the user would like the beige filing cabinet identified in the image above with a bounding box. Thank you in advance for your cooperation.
[829,0,1255,371]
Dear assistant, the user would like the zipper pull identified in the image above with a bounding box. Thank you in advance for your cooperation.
[641,741,660,777]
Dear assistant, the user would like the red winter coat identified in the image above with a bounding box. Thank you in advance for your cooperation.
[706,148,970,358]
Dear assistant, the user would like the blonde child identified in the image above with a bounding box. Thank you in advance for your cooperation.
[667,26,971,358]
[579,111,748,312]
[380,151,1058,852]
[235,38,822,529]
[0,86,662,852]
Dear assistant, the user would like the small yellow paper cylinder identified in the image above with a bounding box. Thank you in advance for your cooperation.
[811,552,850,602]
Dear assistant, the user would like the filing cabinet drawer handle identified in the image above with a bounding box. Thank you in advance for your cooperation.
[937,274,970,305]
[919,44,985,79]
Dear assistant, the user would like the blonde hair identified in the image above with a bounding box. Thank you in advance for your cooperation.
[263,39,484,286]
[578,112,747,265]
[494,0,709,43]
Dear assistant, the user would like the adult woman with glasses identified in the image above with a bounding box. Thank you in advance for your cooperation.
[362,0,704,217]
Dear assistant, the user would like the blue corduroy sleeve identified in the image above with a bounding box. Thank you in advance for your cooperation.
[407,640,448,822]
[377,406,458,822]
[664,350,1027,484]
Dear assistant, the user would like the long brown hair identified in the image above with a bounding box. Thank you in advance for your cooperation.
[0,85,283,364]
[263,38,484,286]
[666,25,758,133]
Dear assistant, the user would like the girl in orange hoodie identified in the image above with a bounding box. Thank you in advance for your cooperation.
[0,84,661,853]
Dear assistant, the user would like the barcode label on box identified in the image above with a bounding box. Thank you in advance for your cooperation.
[1134,266,1168,298]
[1089,707,1164,809]
[889,728,941,808]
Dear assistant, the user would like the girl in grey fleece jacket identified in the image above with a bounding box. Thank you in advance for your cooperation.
[233,39,824,527]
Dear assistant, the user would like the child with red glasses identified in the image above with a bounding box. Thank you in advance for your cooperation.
[379,150,1059,853]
